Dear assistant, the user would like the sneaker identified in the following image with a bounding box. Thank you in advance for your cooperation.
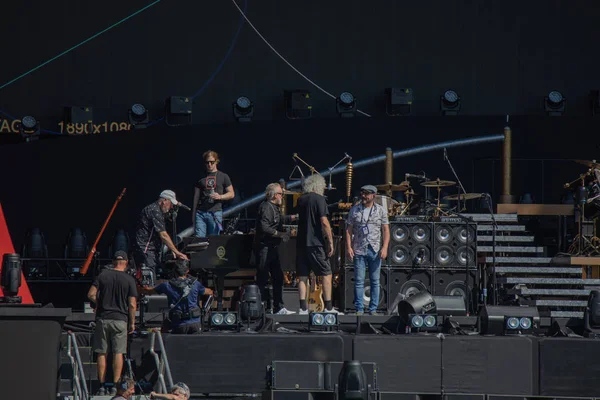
[298,309,309,315]
[325,308,344,315]
[276,308,296,315]
[109,386,117,396]
[95,387,106,396]
[369,311,380,316]
[356,311,364,315]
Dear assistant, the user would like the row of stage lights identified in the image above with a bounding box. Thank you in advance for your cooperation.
[13,89,600,141]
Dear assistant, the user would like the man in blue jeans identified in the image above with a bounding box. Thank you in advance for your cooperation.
[345,185,390,315]
[193,150,235,237]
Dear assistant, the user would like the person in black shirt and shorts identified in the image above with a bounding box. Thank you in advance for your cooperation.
[87,251,137,396]
[193,150,235,237]
[295,174,340,314]
[133,190,189,286]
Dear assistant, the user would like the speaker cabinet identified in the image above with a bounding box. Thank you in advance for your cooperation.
[387,268,433,309]
[433,269,477,313]
[388,219,433,267]
[433,218,477,269]
[342,266,389,312]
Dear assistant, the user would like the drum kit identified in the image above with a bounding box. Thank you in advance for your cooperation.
[373,176,485,217]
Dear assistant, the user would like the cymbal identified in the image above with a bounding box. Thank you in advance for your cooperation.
[575,159,600,169]
[443,193,484,201]
[376,182,411,192]
[421,179,456,188]
[283,189,302,195]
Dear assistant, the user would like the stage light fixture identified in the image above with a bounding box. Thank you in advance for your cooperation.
[239,284,264,322]
[583,290,600,338]
[109,229,130,256]
[397,291,437,332]
[544,90,565,116]
[19,115,40,142]
[308,311,339,332]
[440,89,461,116]
[284,89,312,119]
[480,305,539,335]
[232,96,254,122]
[165,96,192,126]
[64,228,89,277]
[1,253,23,303]
[210,311,239,330]
[128,103,149,129]
[338,360,369,400]
[21,228,49,279]
[385,87,413,116]
[336,92,357,118]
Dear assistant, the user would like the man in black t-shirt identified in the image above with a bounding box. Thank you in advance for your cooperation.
[133,190,189,285]
[193,150,234,237]
[295,174,339,314]
[87,251,138,396]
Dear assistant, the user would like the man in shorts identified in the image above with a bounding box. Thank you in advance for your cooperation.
[295,174,340,314]
[87,251,138,396]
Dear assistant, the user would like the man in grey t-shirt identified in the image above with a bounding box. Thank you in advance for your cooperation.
[345,185,390,314]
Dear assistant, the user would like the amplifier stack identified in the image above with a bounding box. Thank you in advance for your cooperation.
[341,216,478,314]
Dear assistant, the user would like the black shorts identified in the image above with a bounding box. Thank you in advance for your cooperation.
[296,246,332,277]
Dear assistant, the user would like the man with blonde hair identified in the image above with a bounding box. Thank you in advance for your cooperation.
[295,174,339,314]
[253,182,297,314]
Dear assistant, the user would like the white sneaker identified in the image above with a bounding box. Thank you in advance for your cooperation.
[276,308,296,315]
[324,308,344,315]
[298,309,309,315]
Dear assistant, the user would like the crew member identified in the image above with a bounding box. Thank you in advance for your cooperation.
[133,190,189,286]
[110,378,135,400]
[87,251,137,396]
[295,174,339,314]
[139,261,213,334]
[193,150,235,237]
[150,382,191,399]
[254,182,297,314]
[345,185,390,315]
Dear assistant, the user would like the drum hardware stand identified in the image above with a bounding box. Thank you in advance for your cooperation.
[443,147,468,212]
[326,153,352,191]
[568,176,600,256]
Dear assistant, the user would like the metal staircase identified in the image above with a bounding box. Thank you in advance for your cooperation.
[466,213,600,319]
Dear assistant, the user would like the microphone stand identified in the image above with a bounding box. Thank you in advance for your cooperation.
[443,148,468,212]
[482,194,497,306]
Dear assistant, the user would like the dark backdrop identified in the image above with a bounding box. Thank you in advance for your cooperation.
[1,0,600,253]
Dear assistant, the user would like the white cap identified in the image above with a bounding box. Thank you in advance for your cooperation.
[159,190,179,205]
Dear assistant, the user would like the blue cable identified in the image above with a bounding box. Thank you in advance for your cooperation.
[148,0,248,127]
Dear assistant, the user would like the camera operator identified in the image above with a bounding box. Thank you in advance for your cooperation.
[139,261,213,334]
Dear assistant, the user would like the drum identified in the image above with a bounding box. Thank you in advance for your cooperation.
[375,195,399,215]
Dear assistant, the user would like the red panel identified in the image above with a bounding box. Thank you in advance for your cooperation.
[0,203,34,303]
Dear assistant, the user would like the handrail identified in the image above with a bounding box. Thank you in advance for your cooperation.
[66,331,89,400]
[149,330,174,393]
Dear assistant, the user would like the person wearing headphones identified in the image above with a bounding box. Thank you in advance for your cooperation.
[139,261,213,334]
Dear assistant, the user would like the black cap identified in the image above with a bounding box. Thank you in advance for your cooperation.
[113,250,128,261]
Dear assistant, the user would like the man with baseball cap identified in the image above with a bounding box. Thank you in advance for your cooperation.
[87,251,138,396]
[133,190,189,286]
[345,184,390,315]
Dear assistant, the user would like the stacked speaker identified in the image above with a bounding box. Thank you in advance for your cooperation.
[341,216,478,313]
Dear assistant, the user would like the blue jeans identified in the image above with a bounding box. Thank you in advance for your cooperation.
[195,210,223,237]
[353,246,381,313]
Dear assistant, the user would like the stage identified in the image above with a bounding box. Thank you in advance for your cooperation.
[58,312,600,399]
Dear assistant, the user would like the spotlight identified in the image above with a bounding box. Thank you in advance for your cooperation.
[64,228,89,277]
[232,96,254,122]
[128,103,149,129]
[440,90,461,116]
[480,305,539,335]
[308,311,339,332]
[19,116,40,142]
[21,228,48,279]
[385,87,412,116]
[1,253,22,303]
[544,90,565,116]
[165,96,192,126]
[583,290,600,338]
[239,284,264,326]
[109,229,130,256]
[284,89,312,119]
[338,360,369,400]
[210,311,239,330]
[336,92,357,118]
[397,291,437,332]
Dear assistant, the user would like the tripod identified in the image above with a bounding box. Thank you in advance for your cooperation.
[569,182,600,256]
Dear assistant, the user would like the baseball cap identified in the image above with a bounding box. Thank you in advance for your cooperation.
[113,250,128,261]
[361,185,377,194]
[160,189,179,205]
